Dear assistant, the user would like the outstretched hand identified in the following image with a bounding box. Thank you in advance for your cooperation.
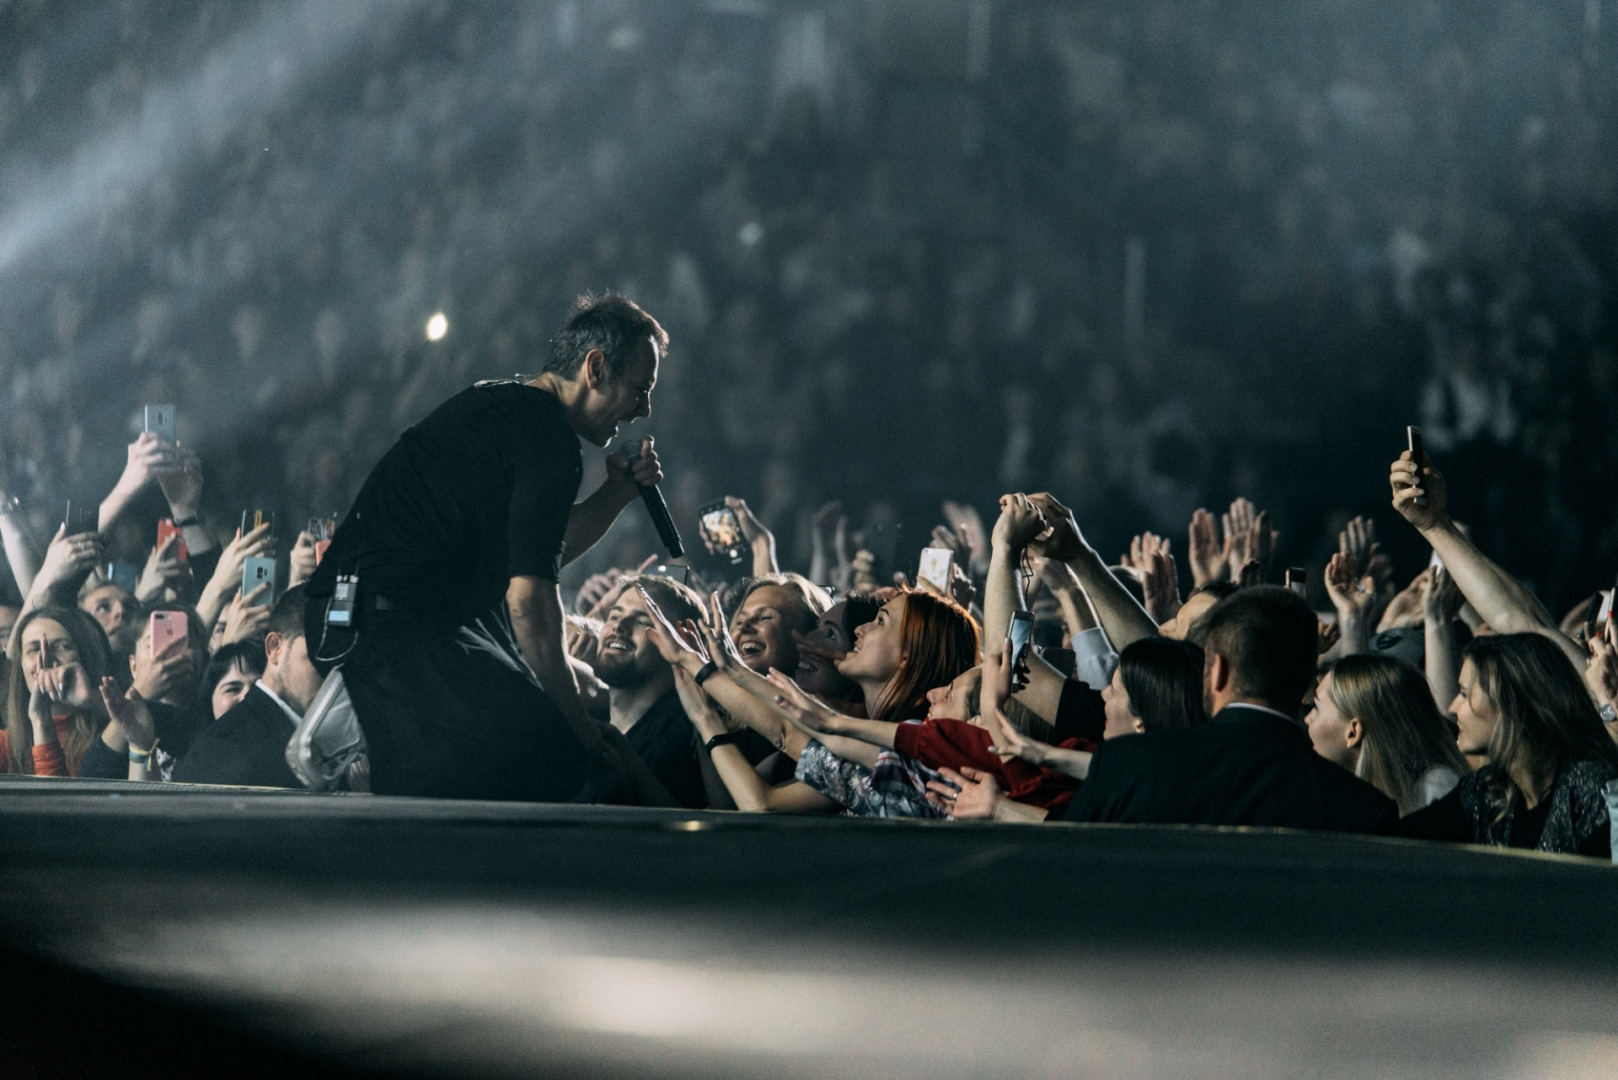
[991,492,1048,554]
[1025,492,1085,563]
[637,585,709,669]
[942,499,990,574]
[1390,450,1449,531]
[32,524,104,602]
[792,627,848,669]
[1187,508,1230,586]
[135,531,192,604]
[763,667,847,735]
[1586,633,1618,713]
[925,766,1002,819]
[1224,499,1276,582]
[1140,549,1181,624]
[100,676,156,753]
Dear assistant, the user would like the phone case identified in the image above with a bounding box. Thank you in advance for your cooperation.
[149,611,188,656]
[242,509,275,535]
[699,503,746,562]
[64,500,98,536]
[1009,612,1035,668]
[156,518,190,562]
[918,548,954,594]
[242,556,277,600]
[144,404,176,442]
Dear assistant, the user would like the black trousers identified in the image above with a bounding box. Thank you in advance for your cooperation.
[315,604,589,803]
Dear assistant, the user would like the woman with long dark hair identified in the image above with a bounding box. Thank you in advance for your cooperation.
[2,606,114,775]
[933,636,1207,820]
[1399,633,1618,856]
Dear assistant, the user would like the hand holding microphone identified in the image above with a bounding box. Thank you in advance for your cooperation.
[617,436,684,558]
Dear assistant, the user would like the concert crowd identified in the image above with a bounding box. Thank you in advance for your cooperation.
[1,1,1617,859]
[2,292,1617,860]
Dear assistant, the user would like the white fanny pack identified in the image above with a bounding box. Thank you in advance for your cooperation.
[286,666,369,792]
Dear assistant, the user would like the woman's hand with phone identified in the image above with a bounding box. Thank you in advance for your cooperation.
[207,524,275,597]
[1586,634,1618,715]
[135,532,192,604]
[28,524,104,607]
[221,583,273,647]
[132,634,194,703]
[1390,451,1450,532]
[287,530,319,590]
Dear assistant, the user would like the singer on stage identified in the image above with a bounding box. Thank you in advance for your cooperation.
[304,294,667,802]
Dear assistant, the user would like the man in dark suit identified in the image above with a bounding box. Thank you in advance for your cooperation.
[172,587,323,789]
[1059,586,1397,833]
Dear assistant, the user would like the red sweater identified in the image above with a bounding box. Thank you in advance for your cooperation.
[892,717,1088,810]
[0,712,84,776]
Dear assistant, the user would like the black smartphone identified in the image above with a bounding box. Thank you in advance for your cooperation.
[241,509,275,536]
[698,501,747,565]
[143,404,176,443]
[1285,567,1308,597]
[867,522,903,585]
[1009,610,1035,673]
[1407,426,1427,507]
[644,563,692,586]
[64,500,98,536]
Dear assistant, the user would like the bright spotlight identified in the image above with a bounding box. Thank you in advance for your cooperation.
[425,312,448,341]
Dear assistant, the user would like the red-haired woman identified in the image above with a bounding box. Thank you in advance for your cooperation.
[645,587,980,814]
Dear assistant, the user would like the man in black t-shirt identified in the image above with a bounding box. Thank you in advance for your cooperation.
[305,294,668,802]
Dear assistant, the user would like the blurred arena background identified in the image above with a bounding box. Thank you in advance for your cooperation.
[0,0,1613,606]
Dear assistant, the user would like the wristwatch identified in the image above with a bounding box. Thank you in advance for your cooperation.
[1600,702,1616,725]
[704,730,745,752]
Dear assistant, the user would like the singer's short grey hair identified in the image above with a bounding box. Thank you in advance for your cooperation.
[544,293,668,383]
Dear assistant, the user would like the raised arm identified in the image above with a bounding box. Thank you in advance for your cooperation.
[1390,452,1582,668]
[1028,492,1158,649]
[763,669,889,769]
[1420,566,1464,715]
[1324,552,1380,657]
[671,665,837,814]
[982,493,1049,652]
[0,495,40,598]
[727,497,780,578]
[639,588,808,757]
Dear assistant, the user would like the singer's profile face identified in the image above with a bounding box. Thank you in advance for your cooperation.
[583,337,659,446]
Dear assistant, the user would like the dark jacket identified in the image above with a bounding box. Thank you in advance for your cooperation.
[170,684,302,789]
[1059,704,1398,834]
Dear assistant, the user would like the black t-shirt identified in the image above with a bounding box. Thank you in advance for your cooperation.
[316,382,582,623]
[624,689,706,810]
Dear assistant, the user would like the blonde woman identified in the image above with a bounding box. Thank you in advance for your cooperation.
[1306,653,1467,815]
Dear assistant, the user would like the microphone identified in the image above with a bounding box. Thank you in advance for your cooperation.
[624,441,684,558]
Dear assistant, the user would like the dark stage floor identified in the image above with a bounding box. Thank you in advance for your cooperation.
[2,775,1616,1079]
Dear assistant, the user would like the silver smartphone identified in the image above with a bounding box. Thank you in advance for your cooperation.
[144,404,176,443]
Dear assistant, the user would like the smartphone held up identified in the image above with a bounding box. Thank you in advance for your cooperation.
[698,501,747,566]
[1406,426,1427,508]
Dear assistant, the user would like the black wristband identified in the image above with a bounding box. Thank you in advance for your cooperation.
[704,730,744,753]
[694,661,719,686]
[172,515,199,528]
